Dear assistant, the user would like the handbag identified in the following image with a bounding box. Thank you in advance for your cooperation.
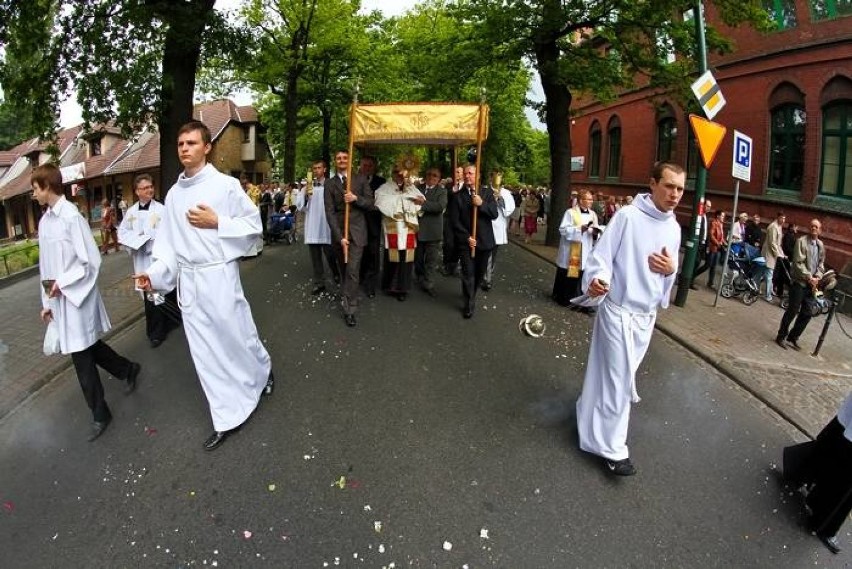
[43,320,61,356]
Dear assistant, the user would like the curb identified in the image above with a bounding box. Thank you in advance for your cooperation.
[0,306,146,424]
[508,239,815,441]
[0,265,40,290]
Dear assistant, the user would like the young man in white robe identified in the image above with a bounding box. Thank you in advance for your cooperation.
[482,170,516,291]
[32,163,141,443]
[574,162,684,476]
[134,121,273,452]
[296,160,340,295]
[117,173,178,348]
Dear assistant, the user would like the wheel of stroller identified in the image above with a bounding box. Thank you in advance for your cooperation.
[821,301,832,315]
[742,291,758,305]
[720,283,734,298]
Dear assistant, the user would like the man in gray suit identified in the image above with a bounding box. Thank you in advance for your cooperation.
[324,150,375,327]
[414,167,448,296]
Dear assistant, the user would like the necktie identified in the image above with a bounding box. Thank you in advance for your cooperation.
[341,175,347,186]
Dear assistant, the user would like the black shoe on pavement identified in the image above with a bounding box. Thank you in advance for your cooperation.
[149,338,163,348]
[264,372,275,396]
[396,293,407,302]
[203,430,231,451]
[774,337,788,350]
[606,457,636,476]
[481,282,492,292]
[818,534,841,554]
[344,314,357,327]
[88,417,112,442]
[125,362,141,395]
[787,339,803,351]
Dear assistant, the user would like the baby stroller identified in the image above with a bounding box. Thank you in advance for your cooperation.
[268,210,295,244]
[720,242,766,305]
[779,269,838,316]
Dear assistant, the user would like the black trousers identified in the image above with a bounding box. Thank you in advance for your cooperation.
[70,340,133,422]
[804,418,852,538]
[552,268,582,306]
[458,245,490,311]
[443,215,458,271]
[308,244,340,287]
[144,289,179,342]
[360,231,382,296]
[415,240,442,290]
[333,243,364,315]
[777,282,813,343]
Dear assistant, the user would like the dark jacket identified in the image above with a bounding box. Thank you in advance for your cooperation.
[449,185,499,251]
[324,174,374,248]
[417,183,448,242]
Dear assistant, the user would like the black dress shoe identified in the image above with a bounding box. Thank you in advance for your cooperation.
[311,285,326,295]
[463,308,474,319]
[203,430,230,451]
[88,417,112,442]
[125,362,141,395]
[481,282,492,292]
[774,337,787,350]
[396,293,407,301]
[818,534,841,554]
[264,372,275,396]
[787,339,803,351]
[344,314,357,327]
[149,338,163,348]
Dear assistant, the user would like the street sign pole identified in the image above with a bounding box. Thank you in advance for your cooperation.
[674,0,709,308]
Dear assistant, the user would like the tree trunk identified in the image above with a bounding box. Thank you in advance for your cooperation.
[282,67,300,183]
[156,0,215,192]
[534,12,572,247]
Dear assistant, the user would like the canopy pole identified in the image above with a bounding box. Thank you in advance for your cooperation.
[470,90,487,258]
[344,82,360,264]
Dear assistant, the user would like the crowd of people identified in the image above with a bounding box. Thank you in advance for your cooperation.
[32,128,848,555]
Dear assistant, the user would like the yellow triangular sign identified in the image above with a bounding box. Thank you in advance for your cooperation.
[689,114,727,169]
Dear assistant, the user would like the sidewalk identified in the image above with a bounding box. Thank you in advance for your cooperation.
[1,230,850,439]
[0,250,144,419]
[510,226,852,439]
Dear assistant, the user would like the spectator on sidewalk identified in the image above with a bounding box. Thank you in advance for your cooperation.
[521,190,539,244]
[575,161,684,477]
[758,211,786,302]
[694,210,725,288]
[744,213,762,247]
[100,199,120,254]
[688,199,711,290]
[774,222,798,298]
[775,218,825,351]
[32,163,141,442]
[731,212,748,243]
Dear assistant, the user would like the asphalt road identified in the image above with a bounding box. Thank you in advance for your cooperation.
[0,242,845,568]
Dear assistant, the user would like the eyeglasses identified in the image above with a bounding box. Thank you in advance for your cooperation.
[137,185,154,191]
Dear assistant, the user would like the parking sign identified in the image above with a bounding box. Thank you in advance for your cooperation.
[732,130,752,182]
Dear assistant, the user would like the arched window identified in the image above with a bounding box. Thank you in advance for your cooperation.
[607,117,621,178]
[820,102,852,198]
[657,116,677,162]
[589,122,602,178]
[768,104,806,191]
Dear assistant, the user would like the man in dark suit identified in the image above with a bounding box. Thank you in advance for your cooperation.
[324,150,375,327]
[442,166,464,276]
[449,164,498,318]
[414,167,448,296]
[358,155,386,298]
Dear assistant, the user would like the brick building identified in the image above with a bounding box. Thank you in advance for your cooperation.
[569,1,851,270]
[0,99,271,239]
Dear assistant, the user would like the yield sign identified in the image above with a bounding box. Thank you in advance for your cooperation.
[689,114,727,169]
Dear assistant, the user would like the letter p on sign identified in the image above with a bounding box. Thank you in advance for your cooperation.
[732,130,752,182]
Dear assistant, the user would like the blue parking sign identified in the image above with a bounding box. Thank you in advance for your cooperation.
[732,130,752,182]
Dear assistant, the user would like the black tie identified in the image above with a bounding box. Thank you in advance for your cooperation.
[340,175,346,186]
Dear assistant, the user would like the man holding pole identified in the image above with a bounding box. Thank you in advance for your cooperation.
[448,164,498,319]
[324,150,375,327]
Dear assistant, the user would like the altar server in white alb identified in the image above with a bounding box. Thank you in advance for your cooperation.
[134,121,273,452]
[118,174,178,348]
[32,163,141,443]
[296,159,340,295]
[482,169,515,291]
[575,161,684,476]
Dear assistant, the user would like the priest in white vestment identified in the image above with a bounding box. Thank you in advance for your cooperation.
[32,163,141,442]
[574,162,685,476]
[134,121,272,451]
[117,173,178,347]
[374,167,424,299]
[553,189,600,307]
